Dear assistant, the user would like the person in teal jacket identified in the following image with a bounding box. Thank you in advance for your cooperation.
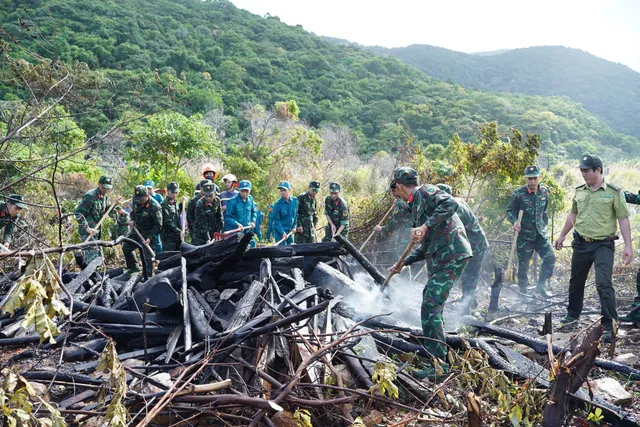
[265,204,274,242]
[271,181,298,245]
[254,205,264,243]
[224,180,257,247]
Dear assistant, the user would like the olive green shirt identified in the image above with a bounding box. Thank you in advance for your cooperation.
[571,180,629,240]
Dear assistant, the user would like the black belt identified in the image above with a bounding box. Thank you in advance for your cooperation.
[575,232,618,243]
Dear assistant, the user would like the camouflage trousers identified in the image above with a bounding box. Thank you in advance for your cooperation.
[123,232,154,278]
[517,234,556,290]
[321,226,348,242]
[79,231,102,266]
[421,258,469,361]
[161,234,182,252]
[295,228,316,244]
[460,248,486,298]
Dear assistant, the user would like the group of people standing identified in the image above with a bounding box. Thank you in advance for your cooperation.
[72,163,352,276]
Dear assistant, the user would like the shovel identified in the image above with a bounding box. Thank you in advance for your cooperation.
[506,210,524,283]
[381,240,416,290]
[132,225,156,260]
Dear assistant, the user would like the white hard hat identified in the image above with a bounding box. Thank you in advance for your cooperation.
[222,174,237,182]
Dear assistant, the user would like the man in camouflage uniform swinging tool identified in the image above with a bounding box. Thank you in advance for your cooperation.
[296,181,320,244]
[375,181,412,260]
[74,175,112,266]
[322,182,349,242]
[506,165,556,300]
[161,182,183,251]
[390,167,472,379]
[123,185,162,277]
[437,183,488,314]
[0,194,26,250]
[192,181,223,245]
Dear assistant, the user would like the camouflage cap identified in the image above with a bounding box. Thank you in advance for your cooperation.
[329,182,341,193]
[309,181,321,190]
[7,194,26,209]
[143,179,154,188]
[133,185,148,201]
[201,181,216,196]
[436,183,452,195]
[277,181,291,190]
[167,182,180,193]
[99,175,113,189]
[393,167,418,185]
[238,180,252,190]
[578,154,604,170]
[524,165,541,177]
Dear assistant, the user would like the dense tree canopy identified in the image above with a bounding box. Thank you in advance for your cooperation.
[0,0,638,161]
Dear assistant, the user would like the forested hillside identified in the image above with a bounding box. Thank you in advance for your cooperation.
[369,44,640,141]
[1,0,639,158]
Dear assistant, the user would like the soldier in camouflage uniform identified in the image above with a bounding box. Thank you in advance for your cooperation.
[75,176,113,265]
[192,181,223,246]
[160,182,183,251]
[619,190,640,322]
[187,179,207,237]
[110,206,130,240]
[506,165,556,300]
[391,167,472,379]
[322,182,349,242]
[0,194,26,249]
[296,181,320,244]
[123,185,162,277]
[375,181,412,259]
[436,184,488,314]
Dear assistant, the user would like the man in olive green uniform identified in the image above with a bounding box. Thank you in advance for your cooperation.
[192,181,223,245]
[187,188,202,238]
[322,182,349,242]
[161,182,183,251]
[123,185,163,277]
[375,181,412,259]
[554,155,632,342]
[75,176,113,265]
[296,181,320,244]
[110,206,130,240]
[437,183,488,314]
[506,165,556,300]
[0,194,26,250]
[620,190,640,322]
[391,167,472,379]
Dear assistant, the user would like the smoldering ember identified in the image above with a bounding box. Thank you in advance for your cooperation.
[0,225,639,426]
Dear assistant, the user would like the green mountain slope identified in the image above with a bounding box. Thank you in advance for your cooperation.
[1,0,639,159]
[370,44,640,140]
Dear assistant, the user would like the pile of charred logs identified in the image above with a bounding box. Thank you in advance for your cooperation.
[0,233,639,426]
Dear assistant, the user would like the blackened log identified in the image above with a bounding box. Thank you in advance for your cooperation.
[243,242,346,260]
[340,351,375,389]
[22,370,104,385]
[165,325,183,364]
[488,267,503,312]
[105,267,124,278]
[190,287,224,331]
[224,280,265,332]
[72,300,180,325]
[309,262,370,300]
[181,257,192,358]
[187,289,216,340]
[158,233,247,271]
[132,277,179,312]
[334,235,385,284]
[204,257,305,289]
[89,323,173,336]
[463,316,640,380]
[66,257,103,294]
[74,346,166,372]
[63,338,107,362]
[99,279,115,308]
[156,251,180,261]
[112,272,140,307]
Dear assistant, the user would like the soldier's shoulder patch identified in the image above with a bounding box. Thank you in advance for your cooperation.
[424,184,437,196]
[608,182,621,191]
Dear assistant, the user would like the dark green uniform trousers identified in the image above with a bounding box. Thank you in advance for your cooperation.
[567,233,617,329]
[460,249,486,299]
[421,258,469,361]
[123,233,154,278]
[517,233,556,291]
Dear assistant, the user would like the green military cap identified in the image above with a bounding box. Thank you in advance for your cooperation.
[436,183,452,195]
[167,182,180,193]
[578,154,604,169]
[309,181,321,190]
[393,167,418,185]
[7,194,26,209]
[133,185,148,201]
[329,182,341,193]
[99,175,113,189]
[524,165,541,177]
[201,181,216,196]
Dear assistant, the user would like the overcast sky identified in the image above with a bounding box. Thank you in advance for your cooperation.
[230,0,640,72]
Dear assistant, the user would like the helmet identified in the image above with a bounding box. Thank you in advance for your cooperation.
[222,174,237,183]
[201,163,219,179]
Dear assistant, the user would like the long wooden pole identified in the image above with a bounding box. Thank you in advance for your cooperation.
[381,240,416,290]
[132,225,156,260]
[359,202,395,252]
[274,231,293,246]
[506,210,524,283]
[81,197,130,242]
